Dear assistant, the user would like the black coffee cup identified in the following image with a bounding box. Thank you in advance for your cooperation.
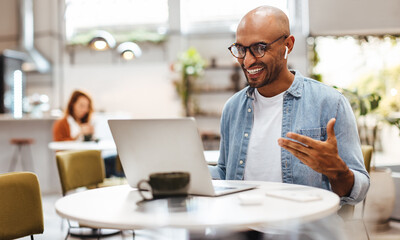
[83,134,93,142]
[137,172,190,200]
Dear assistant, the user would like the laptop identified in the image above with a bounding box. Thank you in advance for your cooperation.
[108,118,257,196]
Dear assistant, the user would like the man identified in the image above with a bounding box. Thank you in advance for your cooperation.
[209,6,369,205]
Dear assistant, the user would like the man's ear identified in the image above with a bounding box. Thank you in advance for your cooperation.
[286,35,295,54]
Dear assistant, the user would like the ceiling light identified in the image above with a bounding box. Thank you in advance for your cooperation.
[88,30,116,51]
[93,40,107,50]
[117,42,142,60]
[391,88,398,96]
[122,51,135,60]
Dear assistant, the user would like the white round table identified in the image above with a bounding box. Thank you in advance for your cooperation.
[55,181,340,231]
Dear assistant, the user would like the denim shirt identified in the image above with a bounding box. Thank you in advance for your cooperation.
[209,71,370,205]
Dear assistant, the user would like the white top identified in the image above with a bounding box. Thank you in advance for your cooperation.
[67,115,82,140]
[245,89,284,182]
[55,181,340,231]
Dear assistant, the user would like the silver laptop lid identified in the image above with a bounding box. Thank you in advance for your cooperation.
[108,118,216,196]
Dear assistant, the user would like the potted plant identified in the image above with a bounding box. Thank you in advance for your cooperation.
[334,86,381,148]
[172,47,206,116]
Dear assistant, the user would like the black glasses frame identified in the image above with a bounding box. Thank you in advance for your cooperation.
[228,35,288,59]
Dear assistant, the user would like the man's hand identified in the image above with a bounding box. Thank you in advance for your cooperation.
[277,118,354,197]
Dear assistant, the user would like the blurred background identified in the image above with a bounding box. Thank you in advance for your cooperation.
[0,0,399,183]
[1,0,400,239]
[0,0,399,149]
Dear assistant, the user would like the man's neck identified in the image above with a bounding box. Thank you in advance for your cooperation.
[257,70,295,97]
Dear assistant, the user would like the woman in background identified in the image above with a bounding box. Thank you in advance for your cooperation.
[53,90,118,178]
[53,90,94,141]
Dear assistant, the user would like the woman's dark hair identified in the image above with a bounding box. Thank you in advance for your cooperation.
[65,90,93,123]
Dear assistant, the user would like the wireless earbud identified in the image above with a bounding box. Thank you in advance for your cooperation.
[284,46,288,60]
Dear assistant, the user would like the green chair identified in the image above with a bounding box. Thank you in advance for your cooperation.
[56,150,106,196]
[56,150,125,239]
[361,145,373,240]
[361,145,373,174]
[360,145,373,217]
[0,172,44,240]
[338,145,373,239]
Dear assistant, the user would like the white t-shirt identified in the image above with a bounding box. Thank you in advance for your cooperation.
[244,89,284,182]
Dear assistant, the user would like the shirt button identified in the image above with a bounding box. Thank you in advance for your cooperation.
[244,133,249,137]
[239,160,244,165]
[248,108,252,112]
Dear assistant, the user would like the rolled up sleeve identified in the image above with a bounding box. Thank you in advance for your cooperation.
[340,169,370,205]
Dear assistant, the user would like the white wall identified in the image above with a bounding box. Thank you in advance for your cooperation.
[308,0,400,36]
[63,62,182,118]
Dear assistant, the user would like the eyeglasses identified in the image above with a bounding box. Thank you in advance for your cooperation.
[228,35,288,59]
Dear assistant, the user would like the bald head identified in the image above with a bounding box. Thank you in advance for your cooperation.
[237,6,290,41]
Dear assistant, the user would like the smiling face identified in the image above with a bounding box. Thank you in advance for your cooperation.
[236,33,286,88]
[235,6,293,96]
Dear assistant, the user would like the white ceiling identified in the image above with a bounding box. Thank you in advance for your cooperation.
[308,0,400,36]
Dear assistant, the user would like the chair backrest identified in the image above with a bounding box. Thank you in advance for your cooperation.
[338,145,373,220]
[56,150,105,196]
[361,145,373,173]
[0,172,44,240]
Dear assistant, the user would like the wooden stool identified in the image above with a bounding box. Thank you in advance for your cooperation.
[9,138,34,171]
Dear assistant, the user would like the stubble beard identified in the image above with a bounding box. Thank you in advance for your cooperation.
[242,63,279,89]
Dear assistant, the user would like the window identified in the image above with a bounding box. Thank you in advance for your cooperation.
[313,36,400,88]
[64,0,289,43]
[180,0,288,34]
[313,36,400,118]
[65,0,169,43]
